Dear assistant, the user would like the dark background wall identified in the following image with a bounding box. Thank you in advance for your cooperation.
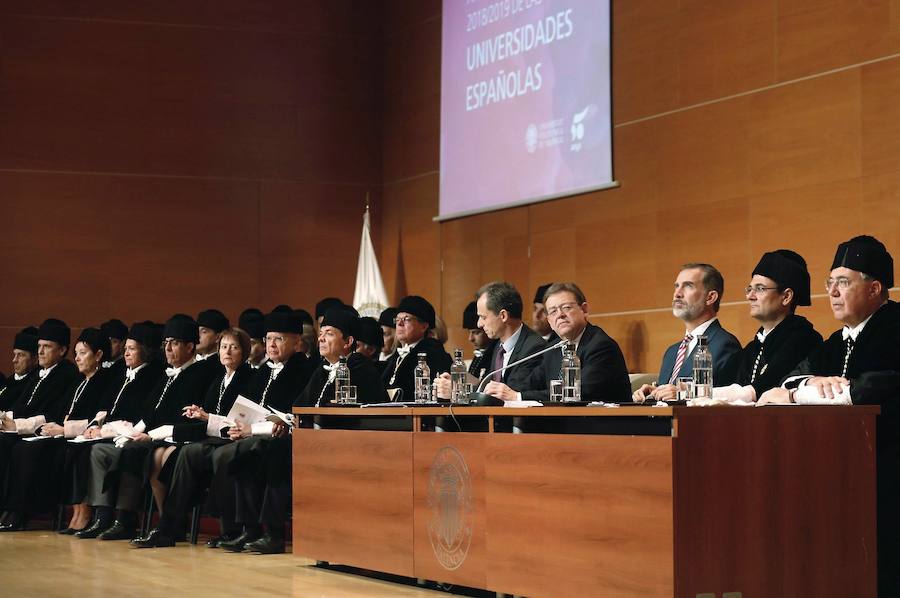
[2,1,900,376]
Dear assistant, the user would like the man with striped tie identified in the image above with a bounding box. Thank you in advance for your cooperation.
[634,263,741,402]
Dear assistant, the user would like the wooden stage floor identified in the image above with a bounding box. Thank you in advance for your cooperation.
[0,530,446,597]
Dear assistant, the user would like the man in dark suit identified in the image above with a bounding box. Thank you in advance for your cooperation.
[0,327,40,412]
[444,282,546,401]
[634,263,741,401]
[381,296,451,401]
[493,283,630,403]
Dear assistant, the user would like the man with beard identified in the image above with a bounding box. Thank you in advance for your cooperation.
[634,263,741,401]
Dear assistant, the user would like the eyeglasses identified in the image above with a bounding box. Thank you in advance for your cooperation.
[265,335,286,344]
[745,285,779,295]
[394,315,419,326]
[546,303,579,318]
[825,277,854,292]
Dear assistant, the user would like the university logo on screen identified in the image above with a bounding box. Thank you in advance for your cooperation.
[427,446,473,570]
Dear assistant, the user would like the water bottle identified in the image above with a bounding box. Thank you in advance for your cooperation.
[692,336,713,399]
[334,356,350,403]
[450,348,468,404]
[414,353,431,403]
[561,342,581,402]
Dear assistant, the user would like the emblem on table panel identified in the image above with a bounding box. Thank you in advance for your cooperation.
[427,446,473,571]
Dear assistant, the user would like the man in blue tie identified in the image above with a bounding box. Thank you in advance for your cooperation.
[634,263,741,402]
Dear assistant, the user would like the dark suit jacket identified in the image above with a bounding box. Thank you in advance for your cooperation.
[658,319,741,386]
[49,367,114,425]
[381,337,451,401]
[522,323,631,403]
[487,324,547,391]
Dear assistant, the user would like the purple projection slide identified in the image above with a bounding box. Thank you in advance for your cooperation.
[439,0,613,220]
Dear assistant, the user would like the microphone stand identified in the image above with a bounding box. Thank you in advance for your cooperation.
[467,338,569,406]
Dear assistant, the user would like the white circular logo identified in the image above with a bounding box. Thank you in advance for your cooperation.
[427,446,473,570]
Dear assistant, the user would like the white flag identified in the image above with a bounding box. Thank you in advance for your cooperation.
[352,207,390,317]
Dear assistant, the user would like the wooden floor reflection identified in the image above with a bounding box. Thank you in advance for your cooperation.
[0,530,445,597]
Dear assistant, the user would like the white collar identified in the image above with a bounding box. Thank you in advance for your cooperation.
[843,310,879,341]
[500,324,524,355]
[166,357,196,377]
[687,317,717,339]
[39,362,60,379]
[222,369,236,387]
[125,362,148,380]
[561,327,587,352]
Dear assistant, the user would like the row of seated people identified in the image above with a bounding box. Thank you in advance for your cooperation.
[0,235,898,591]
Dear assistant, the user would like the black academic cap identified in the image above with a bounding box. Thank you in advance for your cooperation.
[315,297,345,320]
[163,314,199,343]
[38,318,70,347]
[77,327,112,359]
[265,311,302,335]
[271,304,294,314]
[238,308,265,340]
[396,296,436,329]
[831,235,894,289]
[13,327,38,354]
[463,301,480,329]
[378,307,398,329]
[129,322,162,349]
[321,307,359,339]
[356,317,383,348]
[753,249,812,306]
[534,283,552,304]
[100,319,128,341]
[197,309,229,333]
[293,309,314,327]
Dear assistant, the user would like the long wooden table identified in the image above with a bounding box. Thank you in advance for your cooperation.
[291,405,878,597]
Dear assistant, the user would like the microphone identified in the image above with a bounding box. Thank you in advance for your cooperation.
[468,338,569,406]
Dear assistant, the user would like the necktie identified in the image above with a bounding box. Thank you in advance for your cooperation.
[13,373,27,382]
[39,368,51,379]
[841,337,854,377]
[669,334,693,384]
[125,368,138,382]
[101,361,113,369]
[492,345,506,382]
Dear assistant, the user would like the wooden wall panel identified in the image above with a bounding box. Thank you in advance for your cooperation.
[0,1,382,379]
[776,0,899,80]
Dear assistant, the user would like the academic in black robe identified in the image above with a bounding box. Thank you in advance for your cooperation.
[2,368,112,515]
[0,369,38,412]
[723,314,823,397]
[61,361,166,505]
[786,301,900,597]
[0,360,78,508]
[381,337,452,401]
